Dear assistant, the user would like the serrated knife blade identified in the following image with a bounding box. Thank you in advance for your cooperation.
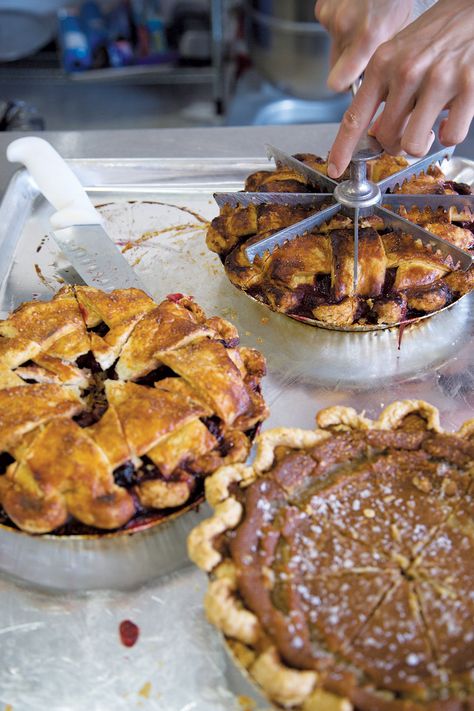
[377,145,455,193]
[51,225,150,293]
[213,192,333,208]
[7,136,151,296]
[375,205,473,270]
[265,144,338,193]
[245,203,341,262]
[382,193,474,213]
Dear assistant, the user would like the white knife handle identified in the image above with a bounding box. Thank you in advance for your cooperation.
[7,137,102,229]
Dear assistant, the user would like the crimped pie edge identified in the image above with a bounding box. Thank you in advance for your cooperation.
[187,399,474,711]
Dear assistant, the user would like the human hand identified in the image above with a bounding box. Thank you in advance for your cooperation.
[327,0,474,178]
[315,0,413,92]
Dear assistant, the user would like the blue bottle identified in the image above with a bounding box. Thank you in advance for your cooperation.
[58,7,92,72]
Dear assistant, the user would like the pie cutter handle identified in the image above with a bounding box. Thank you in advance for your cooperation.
[7,136,101,230]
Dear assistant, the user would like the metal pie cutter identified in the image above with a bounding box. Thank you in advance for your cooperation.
[214,140,474,322]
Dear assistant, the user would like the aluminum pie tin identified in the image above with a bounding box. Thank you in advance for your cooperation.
[0,498,209,592]
[219,155,473,333]
[223,636,271,708]
[242,285,471,332]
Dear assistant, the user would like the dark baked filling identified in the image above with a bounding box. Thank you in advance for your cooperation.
[0,452,14,475]
[443,180,472,195]
[225,418,474,705]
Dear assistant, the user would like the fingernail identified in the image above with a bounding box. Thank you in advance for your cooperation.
[328,162,339,178]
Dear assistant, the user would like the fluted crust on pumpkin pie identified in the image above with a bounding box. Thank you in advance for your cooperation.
[207,153,474,327]
[0,288,268,534]
[188,400,474,711]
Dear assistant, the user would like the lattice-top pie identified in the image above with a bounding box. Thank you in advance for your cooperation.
[207,154,474,327]
[189,400,474,710]
[0,287,268,534]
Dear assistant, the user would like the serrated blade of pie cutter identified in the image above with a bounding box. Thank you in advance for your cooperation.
[51,225,151,293]
[353,206,359,291]
[377,145,456,193]
[375,205,473,270]
[245,203,341,262]
[382,193,474,213]
[265,144,339,193]
[214,192,333,209]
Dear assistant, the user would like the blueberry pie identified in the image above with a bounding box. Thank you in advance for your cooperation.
[207,154,474,328]
[0,287,268,534]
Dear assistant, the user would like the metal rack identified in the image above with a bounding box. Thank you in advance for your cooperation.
[0,0,227,112]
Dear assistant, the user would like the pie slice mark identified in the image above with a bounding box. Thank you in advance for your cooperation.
[0,288,91,387]
[301,438,470,564]
[413,492,474,677]
[415,579,474,678]
[276,563,398,659]
[105,379,206,458]
[0,418,135,533]
[348,579,439,695]
[87,404,132,470]
[158,339,251,426]
[146,418,217,477]
[74,286,156,369]
[0,383,83,452]
[115,298,213,381]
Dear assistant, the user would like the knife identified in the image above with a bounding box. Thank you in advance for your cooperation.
[6,137,150,295]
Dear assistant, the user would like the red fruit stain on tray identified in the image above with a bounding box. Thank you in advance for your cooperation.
[166,292,184,302]
[119,619,140,647]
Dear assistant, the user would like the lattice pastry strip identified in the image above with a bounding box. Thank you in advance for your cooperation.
[208,154,474,328]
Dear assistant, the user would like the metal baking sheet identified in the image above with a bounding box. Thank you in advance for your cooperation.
[0,154,472,710]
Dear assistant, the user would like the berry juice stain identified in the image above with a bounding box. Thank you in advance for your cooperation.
[119,619,140,647]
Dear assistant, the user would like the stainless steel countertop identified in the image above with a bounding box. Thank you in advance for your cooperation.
[2,123,473,196]
[0,125,335,193]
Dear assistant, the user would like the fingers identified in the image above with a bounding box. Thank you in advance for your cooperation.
[327,41,373,92]
[327,76,384,177]
[329,37,342,71]
[367,84,416,154]
[371,109,413,154]
[315,0,329,25]
[439,93,474,147]
[401,80,451,156]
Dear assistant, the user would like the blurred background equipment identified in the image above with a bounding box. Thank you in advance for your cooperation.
[0,1,57,62]
[226,0,350,124]
[246,0,336,101]
[0,0,349,130]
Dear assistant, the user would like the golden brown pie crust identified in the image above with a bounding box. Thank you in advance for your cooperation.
[188,400,474,710]
[0,286,268,535]
[207,154,474,328]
